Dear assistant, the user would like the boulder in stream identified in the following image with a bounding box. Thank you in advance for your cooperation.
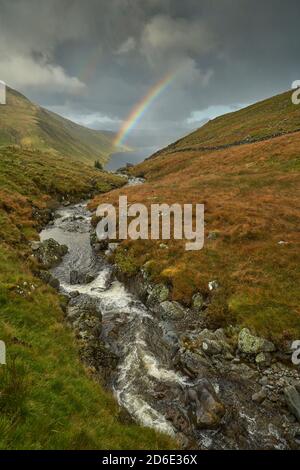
[69,270,95,285]
[67,294,117,382]
[186,379,225,429]
[32,238,68,269]
[284,385,300,422]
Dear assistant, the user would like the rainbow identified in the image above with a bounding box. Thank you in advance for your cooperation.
[114,71,176,147]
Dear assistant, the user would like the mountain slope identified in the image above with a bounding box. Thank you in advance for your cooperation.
[0,87,117,165]
[151,90,300,157]
[91,89,300,344]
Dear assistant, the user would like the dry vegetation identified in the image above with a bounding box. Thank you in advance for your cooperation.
[156,90,300,153]
[91,91,300,345]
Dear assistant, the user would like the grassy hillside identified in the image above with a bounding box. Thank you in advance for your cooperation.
[155,90,300,155]
[91,90,300,345]
[0,87,117,165]
[0,146,175,449]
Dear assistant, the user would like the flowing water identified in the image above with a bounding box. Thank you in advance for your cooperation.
[40,201,190,438]
[40,197,294,450]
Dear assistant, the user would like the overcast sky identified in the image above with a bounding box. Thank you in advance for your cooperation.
[1,0,300,150]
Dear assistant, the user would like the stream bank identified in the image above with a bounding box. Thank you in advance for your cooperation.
[35,195,300,450]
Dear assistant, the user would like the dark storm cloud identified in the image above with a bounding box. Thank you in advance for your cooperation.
[0,0,300,146]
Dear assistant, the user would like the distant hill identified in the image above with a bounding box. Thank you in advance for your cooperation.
[0,87,118,165]
[152,90,300,157]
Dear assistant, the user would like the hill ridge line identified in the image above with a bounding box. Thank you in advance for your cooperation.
[148,127,300,160]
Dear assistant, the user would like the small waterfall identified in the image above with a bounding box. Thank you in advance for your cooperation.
[40,202,293,450]
[40,203,185,438]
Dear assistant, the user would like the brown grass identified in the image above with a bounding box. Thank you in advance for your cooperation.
[91,131,300,345]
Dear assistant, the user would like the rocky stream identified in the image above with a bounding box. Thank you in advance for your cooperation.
[34,179,300,450]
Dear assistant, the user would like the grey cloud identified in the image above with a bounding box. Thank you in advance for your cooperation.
[0,0,299,149]
[140,14,216,65]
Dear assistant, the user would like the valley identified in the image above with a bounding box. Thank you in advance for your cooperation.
[0,93,175,449]
[0,87,119,166]
[1,86,300,450]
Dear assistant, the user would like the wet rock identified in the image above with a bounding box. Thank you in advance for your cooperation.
[68,295,101,320]
[158,301,186,320]
[186,379,225,429]
[67,295,117,381]
[284,386,300,422]
[159,322,179,354]
[70,270,80,284]
[33,238,68,268]
[252,388,267,403]
[238,328,275,355]
[80,340,118,382]
[38,270,60,290]
[85,273,96,283]
[176,350,211,378]
[68,290,80,298]
[164,407,191,435]
[70,270,96,285]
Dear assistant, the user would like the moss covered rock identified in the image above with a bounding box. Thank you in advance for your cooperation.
[238,328,275,355]
[148,283,169,304]
[33,238,68,268]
